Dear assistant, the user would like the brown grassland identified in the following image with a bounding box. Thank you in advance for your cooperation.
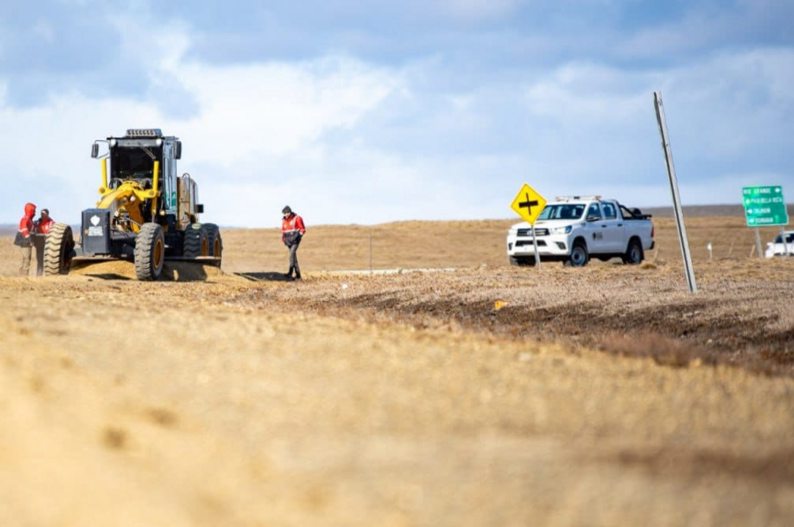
[1,213,793,526]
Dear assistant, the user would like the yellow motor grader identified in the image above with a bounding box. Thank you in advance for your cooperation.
[44,129,222,280]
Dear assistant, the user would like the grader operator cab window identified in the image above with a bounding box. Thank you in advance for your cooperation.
[110,146,161,189]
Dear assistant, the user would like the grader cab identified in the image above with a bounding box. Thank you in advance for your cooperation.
[44,129,222,280]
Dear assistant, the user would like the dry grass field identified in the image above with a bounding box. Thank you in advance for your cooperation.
[1,213,793,526]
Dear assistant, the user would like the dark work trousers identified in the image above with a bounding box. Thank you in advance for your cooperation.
[288,242,301,277]
[32,235,46,276]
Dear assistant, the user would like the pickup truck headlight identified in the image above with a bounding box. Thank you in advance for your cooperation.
[550,225,572,235]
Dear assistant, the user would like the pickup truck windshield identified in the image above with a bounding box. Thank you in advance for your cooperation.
[538,204,585,221]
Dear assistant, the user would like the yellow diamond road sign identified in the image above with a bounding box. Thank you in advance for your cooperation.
[510,183,547,224]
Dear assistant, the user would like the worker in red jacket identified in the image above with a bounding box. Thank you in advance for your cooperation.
[281,205,306,280]
[15,202,36,276]
[35,208,55,234]
[33,208,55,276]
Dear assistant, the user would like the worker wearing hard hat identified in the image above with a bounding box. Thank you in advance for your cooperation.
[281,205,306,281]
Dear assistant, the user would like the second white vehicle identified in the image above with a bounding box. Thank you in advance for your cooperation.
[506,196,655,267]
[765,231,794,258]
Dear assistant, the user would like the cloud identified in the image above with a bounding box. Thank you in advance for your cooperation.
[2,44,792,225]
[618,0,794,61]
[513,48,794,206]
[0,14,406,226]
[178,57,402,163]
[435,0,522,19]
[0,1,792,228]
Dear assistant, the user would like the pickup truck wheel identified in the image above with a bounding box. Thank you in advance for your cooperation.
[622,238,644,265]
[567,241,589,267]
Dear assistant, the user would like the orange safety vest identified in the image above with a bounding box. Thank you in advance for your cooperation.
[281,213,306,244]
[36,217,55,234]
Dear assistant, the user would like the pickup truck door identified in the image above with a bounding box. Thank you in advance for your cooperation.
[583,202,609,254]
[600,200,626,252]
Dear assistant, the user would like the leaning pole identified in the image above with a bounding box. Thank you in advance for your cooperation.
[653,91,698,294]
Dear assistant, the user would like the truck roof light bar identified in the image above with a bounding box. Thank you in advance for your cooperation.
[555,195,602,202]
[126,128,163,138]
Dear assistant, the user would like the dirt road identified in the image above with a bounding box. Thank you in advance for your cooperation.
[1,219,793,526]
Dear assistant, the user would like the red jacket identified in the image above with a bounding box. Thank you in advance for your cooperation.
[281,213,306,244]
[18,203,36,239]
[36,216,55,234]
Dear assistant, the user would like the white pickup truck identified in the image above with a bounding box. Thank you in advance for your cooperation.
[506,196,655,266]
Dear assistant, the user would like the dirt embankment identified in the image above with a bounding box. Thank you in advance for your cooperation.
[230,259,794,376]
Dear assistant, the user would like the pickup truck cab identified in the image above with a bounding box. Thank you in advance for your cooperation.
[506,196,655,267]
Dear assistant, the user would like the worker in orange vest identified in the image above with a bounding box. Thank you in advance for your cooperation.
[281,205,306,280]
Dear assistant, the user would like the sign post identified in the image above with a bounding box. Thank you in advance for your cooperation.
[510,183,547,267]
[742,185,789,258]
[653,91,697,293]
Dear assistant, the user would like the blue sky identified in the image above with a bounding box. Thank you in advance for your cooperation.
[1,0,792,226]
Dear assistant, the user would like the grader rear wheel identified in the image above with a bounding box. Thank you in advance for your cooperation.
[134,223,165,281]
[205,223,223,259]
[183,223,209,258]
[43,223,75,276]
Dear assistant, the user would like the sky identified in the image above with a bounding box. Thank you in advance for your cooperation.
[1,0,793,226]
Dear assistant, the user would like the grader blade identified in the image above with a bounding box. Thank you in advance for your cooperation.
[165,256,222,267]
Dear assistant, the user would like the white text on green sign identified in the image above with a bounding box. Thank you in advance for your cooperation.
[742,186,788,227]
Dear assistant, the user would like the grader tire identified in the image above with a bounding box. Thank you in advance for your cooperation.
[43,223,75,276]
[205,223,223,259]
[183,223,209,258]
[134,223,165,281]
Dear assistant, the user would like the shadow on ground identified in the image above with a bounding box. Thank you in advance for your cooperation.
[78,273,133,281]
[235,271,293,282]
[69,260,212,282]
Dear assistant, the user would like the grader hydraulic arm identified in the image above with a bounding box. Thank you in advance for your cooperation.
[95,159,161,233]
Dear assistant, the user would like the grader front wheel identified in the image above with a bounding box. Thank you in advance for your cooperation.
[43,223,75,276]
[134,223,165,280]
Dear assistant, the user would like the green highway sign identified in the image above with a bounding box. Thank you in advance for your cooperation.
[742,186,789,227]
